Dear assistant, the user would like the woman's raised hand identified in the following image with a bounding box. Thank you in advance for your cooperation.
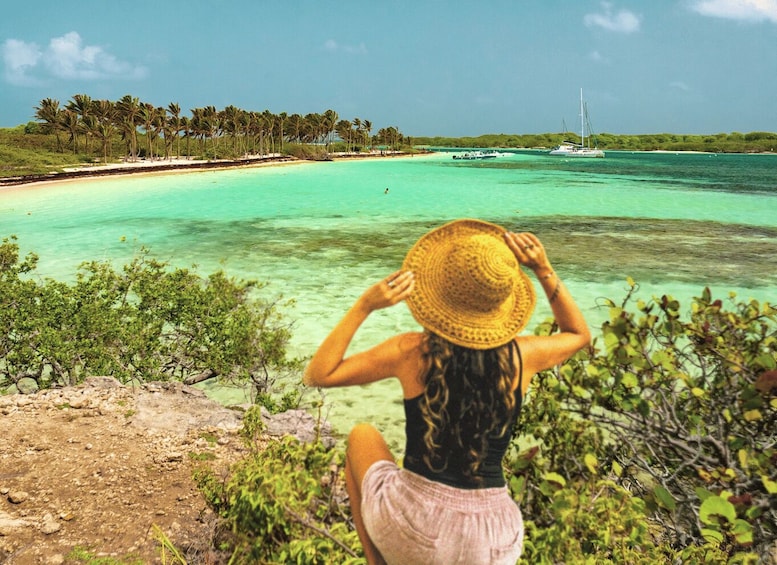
[504,232,553,277]
[358,270,415,312]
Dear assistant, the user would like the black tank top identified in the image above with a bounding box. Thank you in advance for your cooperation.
[402,348,523,489]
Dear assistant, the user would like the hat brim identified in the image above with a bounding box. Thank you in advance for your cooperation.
[402,219,536,349]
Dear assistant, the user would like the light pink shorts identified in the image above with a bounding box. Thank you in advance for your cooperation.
[361,460,524,565]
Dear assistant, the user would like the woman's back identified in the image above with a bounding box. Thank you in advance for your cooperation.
[402,334,524,488]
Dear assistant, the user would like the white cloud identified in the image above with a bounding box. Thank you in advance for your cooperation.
[670,81,691,91]
[322,39,367,55]
[690,0,777,23]
[584,2,641,33]
[2,39,43,86]
[1,31,147,86]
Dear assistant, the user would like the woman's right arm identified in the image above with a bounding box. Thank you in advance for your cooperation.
[303,270,415,388]
[504,232,591,382]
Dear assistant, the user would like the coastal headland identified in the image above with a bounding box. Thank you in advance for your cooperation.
[0,150,418,189]
[0,377,333,564]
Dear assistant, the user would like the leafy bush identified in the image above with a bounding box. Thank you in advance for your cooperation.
[5,237,775,561]
[282,143,331,160]
[513,280,776,563]
[197,416,362,564]
[0,237,302,396]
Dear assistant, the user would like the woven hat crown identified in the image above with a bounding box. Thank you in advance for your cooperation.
[441,234,517,314]
[403,219,536,349]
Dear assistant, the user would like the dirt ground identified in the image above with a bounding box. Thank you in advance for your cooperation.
[0,377,252,565]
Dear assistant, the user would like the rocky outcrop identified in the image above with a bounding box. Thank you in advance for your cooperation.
[0,376,336,564]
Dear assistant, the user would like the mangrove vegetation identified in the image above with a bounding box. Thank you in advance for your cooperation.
[2,238,775,563]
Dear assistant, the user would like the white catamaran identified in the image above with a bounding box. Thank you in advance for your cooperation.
[549,89,605,158]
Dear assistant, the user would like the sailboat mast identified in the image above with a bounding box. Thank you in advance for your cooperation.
[580,88,585,148]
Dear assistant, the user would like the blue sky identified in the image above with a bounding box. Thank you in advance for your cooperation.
[1,0,776,137]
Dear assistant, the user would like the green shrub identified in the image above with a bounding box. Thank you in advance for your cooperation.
[514,280,775,562]
[282,143,331,160]
[0,237,302,395]
[197,432,362,564]
[6,236,775,560]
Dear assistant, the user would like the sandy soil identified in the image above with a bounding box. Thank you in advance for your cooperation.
[0,151,417,190]
[0,377,250,564]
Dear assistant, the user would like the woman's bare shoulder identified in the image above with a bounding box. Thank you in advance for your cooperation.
[391,332,427,397]
[395,331,426,351]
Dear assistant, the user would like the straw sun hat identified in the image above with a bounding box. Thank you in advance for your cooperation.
[402,219,536,349]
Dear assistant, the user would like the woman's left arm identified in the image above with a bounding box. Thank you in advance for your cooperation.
[303,270,414,388]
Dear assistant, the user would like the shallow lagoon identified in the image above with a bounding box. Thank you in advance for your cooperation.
[2,151,776,449]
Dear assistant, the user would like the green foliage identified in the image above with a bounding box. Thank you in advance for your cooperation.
[257,388,302,414]
[6,233,776,560]
[517,477,728,564]
[513,281,776,562]
[239,405,266,447]
[196,433,363,564]
[282,143,331,160]
[1,95,412,177]
[151,524,188,564]
[412,131,777,153]
[0,237,303,394]
[64,546,144,564]
[0,127,123,177]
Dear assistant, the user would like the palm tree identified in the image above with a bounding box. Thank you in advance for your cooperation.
[221,105,242,155]
[60,109,80,154]
[116,95,141,161]
[66,94,93,154]
[353,117,362,150]
[141,104,166,160]
[244,111,261,155]
[91,99,117,163]
[276,112,287,153]
[322,109,338,149]
[363,120,373,150]
[336,119,353,151]
[237,110,251,155]
[166,103,183,158]
[189,107,206,156]
[139,102,163,160]
[190,106,220,158]
[260,110,275,154]
[180,116,192,157]
[34,98,64,152]
[202,105,220,158]
[287,113,303,144]
[30,91,395,161]
[301,113,320,144]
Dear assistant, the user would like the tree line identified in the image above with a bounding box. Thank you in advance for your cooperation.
[31,94,409,163]
[414,131,777,153]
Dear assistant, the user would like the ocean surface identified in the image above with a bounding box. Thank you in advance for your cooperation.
[2,150,776,449]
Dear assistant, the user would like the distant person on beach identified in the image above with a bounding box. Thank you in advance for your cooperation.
[304,219,590,564]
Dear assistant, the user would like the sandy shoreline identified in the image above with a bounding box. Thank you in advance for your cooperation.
[0,150,417,190]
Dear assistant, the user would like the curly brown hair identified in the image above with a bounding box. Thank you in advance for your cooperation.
[419,332,520,483]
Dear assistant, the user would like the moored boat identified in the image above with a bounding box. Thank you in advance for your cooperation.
[452,150,499,160]
[549,89,605,158]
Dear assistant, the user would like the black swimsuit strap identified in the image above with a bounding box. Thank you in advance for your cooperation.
[516,342,523,397]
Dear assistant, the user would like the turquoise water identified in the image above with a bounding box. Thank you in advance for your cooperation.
[2,151,776,449]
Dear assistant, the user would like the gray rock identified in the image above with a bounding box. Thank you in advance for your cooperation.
[16,377,39,395]
[261,407,336,448]
[83,376,124,388]
[8,490,29,504]
[0,510,30,534]
[40,513,61,535]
